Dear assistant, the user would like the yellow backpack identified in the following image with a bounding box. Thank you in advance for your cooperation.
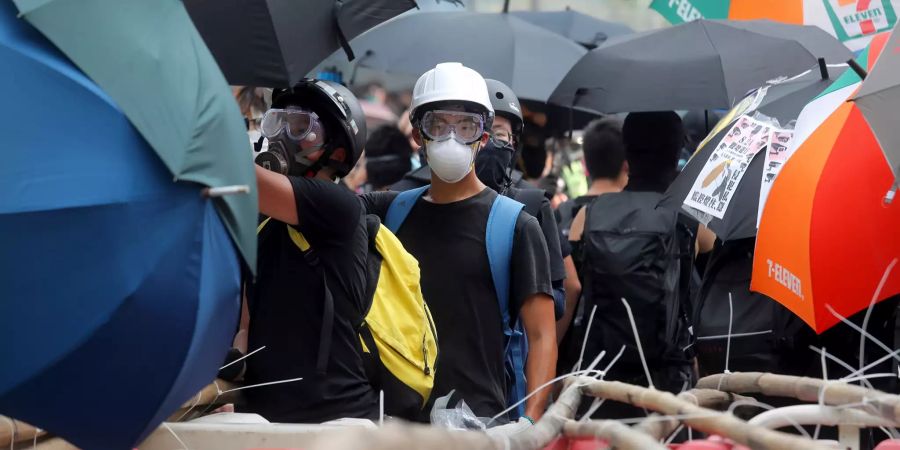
[258,215,438,419]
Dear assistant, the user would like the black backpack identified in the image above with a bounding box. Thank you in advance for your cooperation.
[693,238,816,377]
[579,191,694,392]
[556,196,594,241]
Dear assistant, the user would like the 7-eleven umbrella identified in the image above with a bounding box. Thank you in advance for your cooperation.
[651,0,900,51]
[853,20,900,187]
[751,32,900,333]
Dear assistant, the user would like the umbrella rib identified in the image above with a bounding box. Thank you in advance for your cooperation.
[696,22,731,108]
[854,83,898,99]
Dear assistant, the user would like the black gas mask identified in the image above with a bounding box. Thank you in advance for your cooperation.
[475,138,517,193]
[253,107,328,177]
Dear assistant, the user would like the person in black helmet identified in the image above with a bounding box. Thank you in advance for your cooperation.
[238,79,377,423]
[475,79,571,325]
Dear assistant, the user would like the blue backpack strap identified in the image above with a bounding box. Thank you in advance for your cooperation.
[485,195,527,419]
[385,185,429,233]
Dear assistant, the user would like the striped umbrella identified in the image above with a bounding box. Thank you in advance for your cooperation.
[751,31,900,333]
[651,0,899,51]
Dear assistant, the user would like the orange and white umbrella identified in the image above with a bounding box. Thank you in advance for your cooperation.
[751,32,900,333]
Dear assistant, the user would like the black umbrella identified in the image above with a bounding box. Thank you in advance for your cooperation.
[661,63,848,241]
[549,19,852,113]
[510,9,633,49]
[184,0,417,87]
[342,11,587,102]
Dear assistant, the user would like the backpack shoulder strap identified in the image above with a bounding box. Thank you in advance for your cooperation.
[283,223,333,376]
[486,195,525,322]
[486,194,528,419]
[385,185,429,233]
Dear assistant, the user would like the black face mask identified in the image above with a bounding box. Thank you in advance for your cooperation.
[475,139,516,193]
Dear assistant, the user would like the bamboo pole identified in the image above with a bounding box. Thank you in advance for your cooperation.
[500,379,584,449]
[579,378,832,450]
[698,372,900,425]
[634,389,756,440]
[168,379,243,421]
[564,419,666,450]
[304,422,498,450]
[1,416,45,447]
[298,380,594,450]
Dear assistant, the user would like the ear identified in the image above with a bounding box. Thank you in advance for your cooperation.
[412,128,424,147]
[479,131,489,147]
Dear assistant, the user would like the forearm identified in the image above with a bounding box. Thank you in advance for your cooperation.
[524,326,557,420]
[255,165,298,225]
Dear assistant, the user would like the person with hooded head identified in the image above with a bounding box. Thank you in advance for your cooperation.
[620,111,685,193]
[360,63,557,424]
[241,79,378,423]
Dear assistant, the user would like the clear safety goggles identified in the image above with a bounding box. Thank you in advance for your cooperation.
[260,108,324,142]
[420,110,485,144]
[489,128,513,148]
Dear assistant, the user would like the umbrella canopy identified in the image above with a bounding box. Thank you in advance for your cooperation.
[549,19,852,113]
[751,33,900,333]
[14,0,258,270]
[0,4,240,449]
[510,9,633,48]
[650,0,899,51]
[343,11,587,102]
[852,21,900,187]
[662,63,848,241]
[184,0,417,87]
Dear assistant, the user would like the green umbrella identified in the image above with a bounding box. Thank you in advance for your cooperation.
[13,0,258,270]
[853,22,900,190]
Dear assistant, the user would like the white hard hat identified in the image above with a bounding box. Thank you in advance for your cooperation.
[409,62,494,126]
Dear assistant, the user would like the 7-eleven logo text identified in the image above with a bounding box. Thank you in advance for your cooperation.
[826,0,896,39]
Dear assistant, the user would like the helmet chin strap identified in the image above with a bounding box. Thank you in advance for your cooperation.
[501,141,520,195]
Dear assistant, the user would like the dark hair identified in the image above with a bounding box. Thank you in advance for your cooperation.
[622,111,684,191]
[365,125,412,189]
[236,86,267,119]
[582,117,625,181]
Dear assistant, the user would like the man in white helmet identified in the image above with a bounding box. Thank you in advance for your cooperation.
[361,63,557,424]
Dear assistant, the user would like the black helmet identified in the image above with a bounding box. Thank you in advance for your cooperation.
[484,79,523,137]
[270,79,366,178]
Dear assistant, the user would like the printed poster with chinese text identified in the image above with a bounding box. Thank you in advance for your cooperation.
[683,116,771,219]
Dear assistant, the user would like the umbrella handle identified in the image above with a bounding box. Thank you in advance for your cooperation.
[818,58,829,80]
[334,1,356,61]
[847,58,868,80]
[203,186,251,198]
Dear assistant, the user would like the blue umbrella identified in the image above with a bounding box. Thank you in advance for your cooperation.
[0,3,240,449]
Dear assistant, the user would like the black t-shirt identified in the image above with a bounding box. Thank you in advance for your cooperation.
[360,187,553,419]
[508,186,566,283]
[243,177,377,423]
